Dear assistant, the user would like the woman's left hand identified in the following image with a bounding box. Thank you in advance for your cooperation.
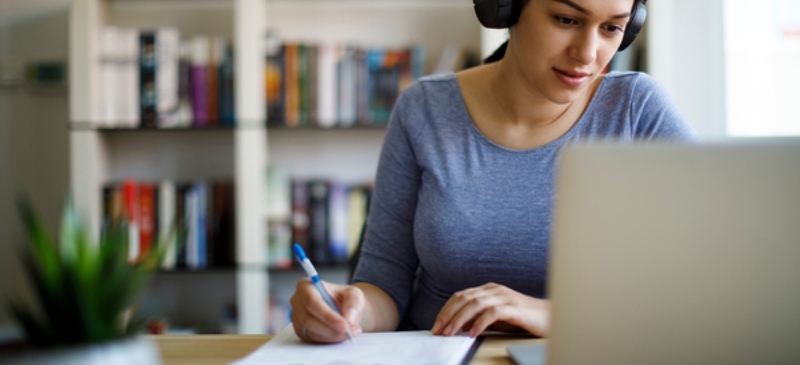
[431,283,550,338]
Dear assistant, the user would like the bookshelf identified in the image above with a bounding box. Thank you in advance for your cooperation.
[261,0,489,333]
[69,0,266,334]
[69,0,489,334]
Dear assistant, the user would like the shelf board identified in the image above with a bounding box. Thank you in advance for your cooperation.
[70,125,239,132]
[266,123,388,131]
[155,263,267,274]
[268,263,350,272]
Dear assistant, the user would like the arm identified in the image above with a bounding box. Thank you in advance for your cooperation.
[290,84,424,342]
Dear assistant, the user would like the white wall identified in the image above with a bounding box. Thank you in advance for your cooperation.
[647,0,727,140]
[0,7,70,328]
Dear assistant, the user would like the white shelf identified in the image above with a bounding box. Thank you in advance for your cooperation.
[69,0,266,334]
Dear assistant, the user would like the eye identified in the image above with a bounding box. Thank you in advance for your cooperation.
[554,16,578,26]
[602,24,625,34]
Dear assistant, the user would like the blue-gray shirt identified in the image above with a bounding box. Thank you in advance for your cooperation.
[352,71,700,331]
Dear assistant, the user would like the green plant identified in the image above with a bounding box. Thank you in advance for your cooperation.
[9,198,168,348]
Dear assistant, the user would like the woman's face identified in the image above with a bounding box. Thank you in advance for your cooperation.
[508,0,635,104]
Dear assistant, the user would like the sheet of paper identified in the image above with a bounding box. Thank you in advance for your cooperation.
[230,325,477,365]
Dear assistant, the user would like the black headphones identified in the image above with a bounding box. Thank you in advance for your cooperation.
[473,0,647,51]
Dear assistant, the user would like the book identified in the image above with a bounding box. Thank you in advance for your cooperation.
[158,180,177,270]
[316,42,337,128]
[219,45,235,126]
[327,182,350,264]
[230,325,478,365]
[337,45,358,127]
[290,180,310,260]
[307,180,330,263]
[265,31,285,126]
[347,186,369,258]
[210,181,235,267]
[190,36,210,126]
[122,179,140,263]
[139,31,158,128]
[138,182,157,262]
[207,36,225,126]
[155,27,180,127]
[284,42,300,127]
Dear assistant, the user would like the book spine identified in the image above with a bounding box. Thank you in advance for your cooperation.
[190,37,210,126]
[206,36,224,126]
[159,180,177,270]
[175,183,189,268]
[307,44,319,125]
[327,182,349,264]
[338,46,357,127]
[219,46,235,126]
[307,180,330,264]
[284,43,300,127]
[185,185,198,269]
[316,43,337,128]
[265,35,285,126]
[138,183,156,262]
[195,181,208,269]
[291,180,310,260]
[156,27,180,127]
[298,43,309,126]
[122,179,140,263]
[139,31,158,128]
[356,48,370,125]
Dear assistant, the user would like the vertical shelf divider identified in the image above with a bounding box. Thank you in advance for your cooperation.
[235,0,268,334]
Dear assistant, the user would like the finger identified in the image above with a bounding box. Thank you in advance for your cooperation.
[337,285,365,325]
[433,287,485,335]
[433,291,473,334]
[303,314,350,343]
[291,279,348,338]
[443,294,499,336]
[297,280,351,332]
[467,306,503,338]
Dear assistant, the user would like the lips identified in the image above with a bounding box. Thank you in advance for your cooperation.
[554,68,591,87]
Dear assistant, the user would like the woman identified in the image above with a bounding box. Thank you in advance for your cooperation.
[290,0,699,343]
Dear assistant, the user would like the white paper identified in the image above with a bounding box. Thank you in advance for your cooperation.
[230,325,477,365]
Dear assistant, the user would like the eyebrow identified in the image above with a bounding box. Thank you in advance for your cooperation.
[553,0,632,19]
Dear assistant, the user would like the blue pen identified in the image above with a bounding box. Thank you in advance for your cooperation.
[292,243,354,342]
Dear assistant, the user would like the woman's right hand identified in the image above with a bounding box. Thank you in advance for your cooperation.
[289,278,365,343]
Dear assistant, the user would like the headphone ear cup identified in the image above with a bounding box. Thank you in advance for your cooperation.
[474,0,522,29]
[618,1,647,51]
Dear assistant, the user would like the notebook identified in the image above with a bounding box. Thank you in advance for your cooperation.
[230,325,477,365]
[542,141,800,365]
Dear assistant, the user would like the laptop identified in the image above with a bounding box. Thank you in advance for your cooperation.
[518,141,800,365]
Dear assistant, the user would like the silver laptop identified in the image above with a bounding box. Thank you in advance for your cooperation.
[539,141,800,365]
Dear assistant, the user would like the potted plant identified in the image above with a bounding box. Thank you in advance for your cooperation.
[0,198,169,365]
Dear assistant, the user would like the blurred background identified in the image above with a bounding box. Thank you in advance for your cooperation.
[0,0,798,337]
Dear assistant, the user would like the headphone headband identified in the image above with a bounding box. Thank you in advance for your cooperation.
[473,0,647,51]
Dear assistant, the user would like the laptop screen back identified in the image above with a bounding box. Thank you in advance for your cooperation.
[547,142,800,365]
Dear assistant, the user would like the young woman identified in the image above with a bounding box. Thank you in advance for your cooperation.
[289,0,699,343]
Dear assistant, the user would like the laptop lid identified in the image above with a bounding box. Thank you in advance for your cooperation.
[547,141,800,365]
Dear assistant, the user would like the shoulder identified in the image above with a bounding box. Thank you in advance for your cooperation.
[392,73,463,128]
[398,73,460,104]
[585,71,700,142]
[600,71,661,94]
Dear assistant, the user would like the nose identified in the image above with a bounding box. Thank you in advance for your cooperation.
[568,29,598,65]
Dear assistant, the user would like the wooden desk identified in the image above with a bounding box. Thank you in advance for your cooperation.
[150,334,545,365]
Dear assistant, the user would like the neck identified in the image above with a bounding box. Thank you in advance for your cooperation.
[485,59,579,129]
